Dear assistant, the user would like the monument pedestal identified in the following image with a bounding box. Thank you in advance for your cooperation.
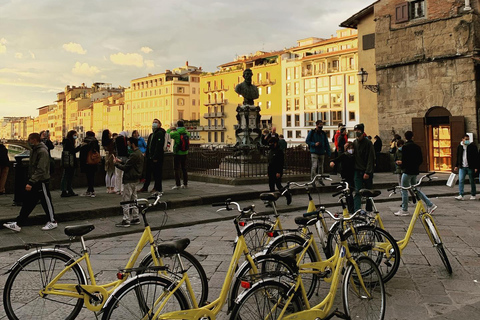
[216,152,267,177]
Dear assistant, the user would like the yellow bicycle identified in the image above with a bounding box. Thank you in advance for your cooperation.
[2,194,208,319]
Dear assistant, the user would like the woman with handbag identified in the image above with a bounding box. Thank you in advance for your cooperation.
[60,130,80,197]
[80,131,100,198]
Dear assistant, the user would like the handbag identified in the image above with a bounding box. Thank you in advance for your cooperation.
[87,149,101,165]
[446,172,458,188]
[61,150,75,168]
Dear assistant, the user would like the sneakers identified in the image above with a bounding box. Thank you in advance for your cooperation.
[42,221,58,231]
[61,192,70,198]
[470,196,476,200]
[285,191,292,205]
[455,195,464,200]
[180,184,188,189]
[115,220,131,228]
[394,210,409,216]
[90,192,96,198]
[130,218,141,225]
[3,222,21,232]
[172,186,180,190]
[80,192,92,197]
[428,204,438,214]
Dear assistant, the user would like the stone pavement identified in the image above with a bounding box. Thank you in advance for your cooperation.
[0,197,479,319]
[0,172,462,252]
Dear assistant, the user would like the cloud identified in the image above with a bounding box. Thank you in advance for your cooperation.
[72,62,100,77]
[29,51,36,59]
[145,60,155,68]
[110,52,144,67]
[14,53,23,59]
[141,46,153,53]
[63,42,87,55]
[0,38,6,54]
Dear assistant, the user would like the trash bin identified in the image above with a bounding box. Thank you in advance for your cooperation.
[13,150,30,206]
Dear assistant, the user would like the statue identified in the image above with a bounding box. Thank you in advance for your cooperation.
[235,69,259,105]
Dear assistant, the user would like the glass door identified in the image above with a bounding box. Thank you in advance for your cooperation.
[431,125,451,172]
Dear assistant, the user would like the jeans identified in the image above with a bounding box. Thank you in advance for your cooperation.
[310,154,325,180]
[401,173,432,211]
[353,170,373,211]
[458,167,476,196]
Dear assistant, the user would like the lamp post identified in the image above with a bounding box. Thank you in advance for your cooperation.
[357,68,380,94]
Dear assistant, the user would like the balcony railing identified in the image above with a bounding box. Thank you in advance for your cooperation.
[203,85,230,93]
[203,99,227,106]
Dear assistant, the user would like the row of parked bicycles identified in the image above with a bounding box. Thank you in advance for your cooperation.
[2,173,452,319]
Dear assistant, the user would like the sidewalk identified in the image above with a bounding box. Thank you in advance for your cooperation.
[0,172,459,252]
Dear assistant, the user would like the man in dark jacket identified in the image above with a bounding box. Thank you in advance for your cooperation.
[3,133,57,232]
[139,119,166,193]
[306,120,331,185]
[395,131,436,216]
[352,123,375,211]
[114,137,144,227]
[453,134,479,200]
[0,143,9,195]
[267,137,292,205]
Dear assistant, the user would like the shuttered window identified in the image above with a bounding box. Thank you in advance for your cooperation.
[395,2,409,23]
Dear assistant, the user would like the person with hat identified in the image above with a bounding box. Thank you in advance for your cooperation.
[306,120,331,185]
[352,123,375,211]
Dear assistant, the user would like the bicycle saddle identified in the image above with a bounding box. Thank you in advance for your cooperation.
[294,216,317,226]
[157,238,191,254]
[64,224,95,237]
[359,189,381,198]
[260,192,281,202]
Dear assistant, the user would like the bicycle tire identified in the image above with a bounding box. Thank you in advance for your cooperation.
[423,216,453,274]
[139,249,209,307]
[3,250,86,320]
[328,224,401,283]
[343,256,386,320]
[101,274,190,320]
[228,254,297,312]
[238,221,274,255]
[263,233,319,300]
[229,279,304,320]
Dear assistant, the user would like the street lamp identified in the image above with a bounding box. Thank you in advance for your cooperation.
[357,68,380,94]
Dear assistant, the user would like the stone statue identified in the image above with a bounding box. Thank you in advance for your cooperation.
[235,69,259,105]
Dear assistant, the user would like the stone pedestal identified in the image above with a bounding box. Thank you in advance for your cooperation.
[235,104,262,149]
[216,152,267,177]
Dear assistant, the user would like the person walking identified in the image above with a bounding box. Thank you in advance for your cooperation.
[102,129,116,194]
[330,141,355,212]
[168,120,190,189]
[373,135,383,171]
[454,134,479,200]
[79,131,100,198]
[306,120,331,185]
[139,119,166,193]
[3,133,57,232]
[114,137,144,227]
[352,123,376,212]
[0,142,9,195]
[60,130,80,197]
[395,131,437,216]
[267,137,292,205]
[114,131,128,194]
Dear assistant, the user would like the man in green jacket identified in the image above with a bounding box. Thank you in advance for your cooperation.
[167,120,191,189]
[114,137,144,227]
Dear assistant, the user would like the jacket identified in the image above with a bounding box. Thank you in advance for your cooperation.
[455,142,479,170]
[28,142,50,185]
[0,144,9,166]
[167,127,190,155]
[330,152,355,183]
[306,129,331,156]
[394,149,403,174]
[62,137,80,167]
[137,136,147,154]
[353,137,375,175]
[267,146,284,175]
[115,148,144,183]
[401,140,422,175]
[146,128,166,160]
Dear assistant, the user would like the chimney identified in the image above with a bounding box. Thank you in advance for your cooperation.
[186,61,189,66]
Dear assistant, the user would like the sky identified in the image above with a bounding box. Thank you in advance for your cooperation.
[0,0,369,118]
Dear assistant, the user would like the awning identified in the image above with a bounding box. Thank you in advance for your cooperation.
[260,115,272,121]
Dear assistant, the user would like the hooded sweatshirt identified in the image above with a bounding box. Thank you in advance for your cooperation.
[28,142,50,185]
[167,126,190,155]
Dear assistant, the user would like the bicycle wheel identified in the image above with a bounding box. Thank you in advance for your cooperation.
[230,280,304,320]
[343,256,386,320]
[423,216,452,274]
[264,234,319,300]
[239,221,273,255]
[139,249,208,307]
[332,224,401,283]
[228,254,297,312]
[101,274,190,320]
[3,250,86,320]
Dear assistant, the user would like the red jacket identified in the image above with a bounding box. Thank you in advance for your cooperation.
[334,130,347,151]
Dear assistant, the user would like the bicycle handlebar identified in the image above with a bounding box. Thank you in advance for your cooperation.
[303,207,361,221]
[286,174,331,189]
[388,172,436,194]
[212,199,255,216]
[120,193,164,207]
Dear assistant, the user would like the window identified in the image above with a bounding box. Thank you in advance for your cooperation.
[349,111,356,121]
[257,73,262,83]
[294,67,300,79]
[317,111,327,123]
[305,112,315,127]
[287,131,293,138]
[208,132,211,142]
[286,99,291,111]
[286,68,292,80]
[363,33,375,50]
[411,0,425,19]
[192,99,195,106]
[266,101,271,109]
[348,94,355,102]
[178,98,185,106]
[166,88,169,94]
[221,132,224,142]
[266,86,271,94]
[294,114,300,126]
[258,87,262,95]
[286,83,291,95]
[395,2,409,23]
[286,115,291,127]
[294,98,300,111]
[296,130,302,138]
[214,131,218,143]
[294,82,300,95]
[349,57,355,69]
[192,87,196,94]
[331,111,342,126]
[304,79,316,93]
[348,75,355,84]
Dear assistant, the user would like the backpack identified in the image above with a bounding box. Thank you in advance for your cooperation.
[87,149,101,165]
[179,133,190,152]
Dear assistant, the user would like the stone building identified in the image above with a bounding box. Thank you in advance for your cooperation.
[343,0,480,172]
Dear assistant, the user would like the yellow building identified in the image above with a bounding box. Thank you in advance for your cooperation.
[92,94,124,136]
[281,29,359,144]
[124,62,202,138]
[199,51,284,145]
[64,84,92,138]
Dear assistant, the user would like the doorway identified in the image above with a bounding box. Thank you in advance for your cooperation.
[429,125,451,172]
